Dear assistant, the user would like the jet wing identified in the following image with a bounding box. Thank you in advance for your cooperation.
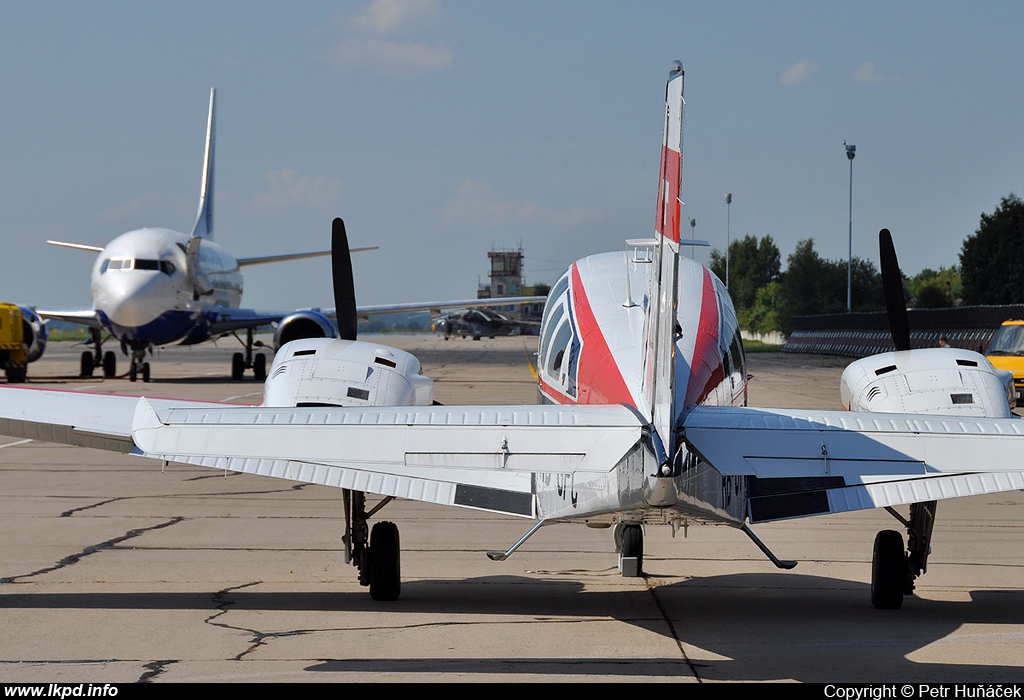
[353,296,547,319]
[34,308,102,330]
[0,387,645,519]
[681,405,1024,523]
[203,305,292,336]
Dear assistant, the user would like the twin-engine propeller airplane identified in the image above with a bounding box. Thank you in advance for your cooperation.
[3,63,1024,608]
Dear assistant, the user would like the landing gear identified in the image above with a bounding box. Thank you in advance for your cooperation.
[343,489,401,601]
[615,522,644,577]
[80,328,109,378]
[80,351,94,378]
[102,351,117,378]
[230,328,268,380]
[871,530,907,609]
[127,343,152,383]
[871,500,937,610]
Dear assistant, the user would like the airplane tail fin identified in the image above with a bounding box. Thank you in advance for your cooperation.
[190,88,216,239]
[642,62,685,463]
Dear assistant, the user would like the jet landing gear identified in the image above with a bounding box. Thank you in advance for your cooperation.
[231,328,267,381]
[126,342,151,383]
[78,329,117,379]
[342,489,401,601]
[871,500,937,610]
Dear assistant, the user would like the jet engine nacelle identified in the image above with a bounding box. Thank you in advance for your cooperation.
[272,310,338,350]
[841,348,1014,418]
[17,307,47,363]
[263,337,434,408]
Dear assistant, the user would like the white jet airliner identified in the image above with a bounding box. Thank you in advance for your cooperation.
[3,63,1024,610]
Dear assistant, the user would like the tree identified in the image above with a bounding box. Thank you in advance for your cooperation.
[709,234,781,310]
[960,194,1024,305]
[781,239,882,317]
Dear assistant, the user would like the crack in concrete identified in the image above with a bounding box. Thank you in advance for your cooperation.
[646,578,703,682]
[0,517,185,584]
[139,659,177,683]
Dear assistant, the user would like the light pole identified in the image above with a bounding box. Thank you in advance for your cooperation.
[725,193,732,287]
[688,217,696,258]
[845,141,856,313]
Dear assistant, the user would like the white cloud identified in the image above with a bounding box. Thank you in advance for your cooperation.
[330,37,453,75]
[779,59,819,86]
[853,61,898,85]
[325,0,451,77]
[252,169,342,210]
[354,0,441,35]
[441,178,603,231]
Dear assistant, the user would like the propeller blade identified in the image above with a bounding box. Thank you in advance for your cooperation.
[879,228,911,351]
[332,218,358,341]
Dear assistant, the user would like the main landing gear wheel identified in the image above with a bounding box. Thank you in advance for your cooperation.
[253,353,267,381]
[871,529,907,610]
[368,521,401,602]
[80,351,94,378]
[231,352,245,381]
[102,351,117,378]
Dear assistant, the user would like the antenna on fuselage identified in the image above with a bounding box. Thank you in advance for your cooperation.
[190,88,216,240]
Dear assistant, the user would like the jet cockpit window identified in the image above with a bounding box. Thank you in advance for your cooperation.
[160,260,176,276]
[106,258,131,271]
[134,259,160,271]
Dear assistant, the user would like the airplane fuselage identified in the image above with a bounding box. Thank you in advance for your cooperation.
[91,227,242,347]
[535,250,748,526]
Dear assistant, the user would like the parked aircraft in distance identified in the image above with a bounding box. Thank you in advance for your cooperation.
[432,307,540,340]
[3,63,1024,610]
[37,88,380,382]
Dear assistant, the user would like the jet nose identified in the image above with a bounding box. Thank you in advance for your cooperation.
[94,271,175,328]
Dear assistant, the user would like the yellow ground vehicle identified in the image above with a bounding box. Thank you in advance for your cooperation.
[0,303,28,383]
[986,319,1024,402]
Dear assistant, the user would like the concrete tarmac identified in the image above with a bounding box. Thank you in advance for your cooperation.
[0,337,1022,683]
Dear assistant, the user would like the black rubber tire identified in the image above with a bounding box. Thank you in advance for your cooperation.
[253,353,267,381]
[871,529,906,610]
[231,352,244,381]
[129,363,137,382]
[80,351,94,378]
[142,362,151,383]
[103,351,116,378]
[369,521,401,601]
[621,523,644,574]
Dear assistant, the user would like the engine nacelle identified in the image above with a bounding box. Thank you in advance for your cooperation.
[272,310,337,350]
[18,307,47,363]
[841,348,1013,418]
[263,337,433,408]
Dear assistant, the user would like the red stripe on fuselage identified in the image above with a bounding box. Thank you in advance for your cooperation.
[684,269,724,407]
[543,264,635,407]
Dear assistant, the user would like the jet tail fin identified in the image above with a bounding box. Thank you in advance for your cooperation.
[190,88,216,239]
[641,62,685,462]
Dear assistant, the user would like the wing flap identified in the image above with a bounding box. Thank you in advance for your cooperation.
[682,405,1024,478]
[132,401,643,476]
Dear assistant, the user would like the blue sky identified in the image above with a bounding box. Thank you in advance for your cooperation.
[3,1,1023,312]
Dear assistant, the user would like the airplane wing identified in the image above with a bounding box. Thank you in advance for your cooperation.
[33,307,103,330]
[236,247,377,267]
[0,387,644,519]
[354,296,547,319]
[681,405,1024,523]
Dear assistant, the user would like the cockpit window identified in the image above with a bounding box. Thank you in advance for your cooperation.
[100,258,173,274]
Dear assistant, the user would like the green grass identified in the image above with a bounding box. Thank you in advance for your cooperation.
[743,340,786,353]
